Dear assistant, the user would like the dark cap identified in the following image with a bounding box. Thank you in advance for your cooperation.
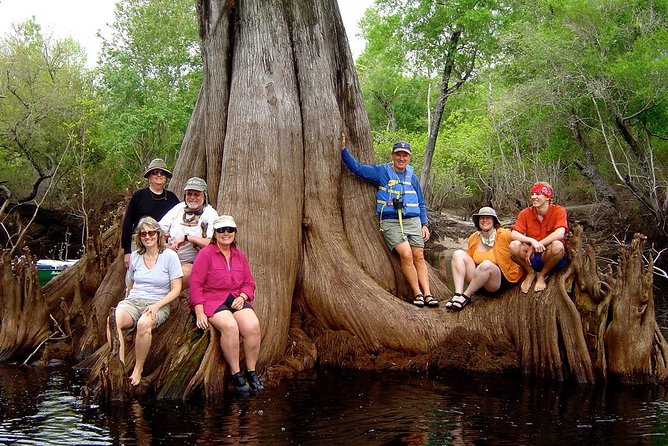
[392,141,411,155]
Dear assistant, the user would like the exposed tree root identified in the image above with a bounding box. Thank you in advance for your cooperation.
[0,248,51,362]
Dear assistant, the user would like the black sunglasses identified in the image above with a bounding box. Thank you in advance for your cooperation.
[215,227,236,234]
[139,230,158,238]
[149,169,167,176]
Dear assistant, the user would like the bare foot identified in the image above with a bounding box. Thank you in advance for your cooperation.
[520,273,535,294]
[534,275,548,292]
[129,369,142,386]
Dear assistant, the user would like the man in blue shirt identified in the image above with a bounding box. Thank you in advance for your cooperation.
[341,135,437,307]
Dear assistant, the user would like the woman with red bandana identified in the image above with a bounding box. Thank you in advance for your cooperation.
[509,182,568,293]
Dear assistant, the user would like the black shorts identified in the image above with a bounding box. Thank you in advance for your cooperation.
[214,293,252,314]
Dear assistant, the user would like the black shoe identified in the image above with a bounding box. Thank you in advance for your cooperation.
[245,370,264,391]
[231,372,250,393]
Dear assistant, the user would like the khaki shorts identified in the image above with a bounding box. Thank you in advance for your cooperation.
[116,297,170,327]
[380,216,424,250]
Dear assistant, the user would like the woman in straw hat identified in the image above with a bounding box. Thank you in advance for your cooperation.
[446,207,522,310]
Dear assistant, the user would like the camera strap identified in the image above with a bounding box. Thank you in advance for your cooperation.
[398,208,406,238]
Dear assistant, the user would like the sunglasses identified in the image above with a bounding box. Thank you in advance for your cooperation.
[149,169,167,176]
[139,230,158,238]
[215,227,236,234]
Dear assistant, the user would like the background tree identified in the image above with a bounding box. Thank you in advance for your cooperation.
[0,19,97,254]
[493,0,668,233]
[358,0,508,192]
[93,0,202,186]
[356,9,429,134]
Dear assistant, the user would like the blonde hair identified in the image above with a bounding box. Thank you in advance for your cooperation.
[134,216,166,254]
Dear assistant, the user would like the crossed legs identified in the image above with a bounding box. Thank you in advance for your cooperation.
[450,250,502,309]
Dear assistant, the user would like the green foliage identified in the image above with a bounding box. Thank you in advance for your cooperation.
[1,0,204,245]
[357,0,668,212]
[93,0,202,185]
[358,0,511,190]
[496,0,668,182]
[357,8,430,133]
[0,19,98,204]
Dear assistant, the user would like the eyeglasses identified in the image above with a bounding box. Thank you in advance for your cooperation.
[215,227,236,234]
[139,230,158,238]
[149,169,166,176]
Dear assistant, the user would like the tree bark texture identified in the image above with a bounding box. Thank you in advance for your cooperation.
[0,0,667,401]
[0,248,50,361]
[169,0,451,367]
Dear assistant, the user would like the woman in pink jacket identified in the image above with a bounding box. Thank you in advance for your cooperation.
[189,215,262,393]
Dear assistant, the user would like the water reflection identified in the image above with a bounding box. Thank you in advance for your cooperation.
[0,364,110,444]
[5,365,668,445]
[0,365,48,428]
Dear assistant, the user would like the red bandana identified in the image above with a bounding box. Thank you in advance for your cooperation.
[530,183,553,198]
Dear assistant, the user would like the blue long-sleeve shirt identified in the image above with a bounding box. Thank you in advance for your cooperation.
[342,148,428,226]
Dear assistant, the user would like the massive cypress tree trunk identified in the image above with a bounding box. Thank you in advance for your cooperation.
[0,0,666,401]
[170,0,452,366]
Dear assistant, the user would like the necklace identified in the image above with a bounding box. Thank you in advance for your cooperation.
[480,230,496,247]
[150,189,167,201]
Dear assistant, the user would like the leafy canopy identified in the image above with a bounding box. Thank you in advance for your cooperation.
[94,0,202,185]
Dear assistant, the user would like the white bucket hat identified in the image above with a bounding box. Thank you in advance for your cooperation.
[213,215,237,229]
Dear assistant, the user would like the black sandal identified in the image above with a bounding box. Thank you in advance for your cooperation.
[424,294,439,307]
[445,293,462,309]
[449,293,471,311]
[413,294,425,307]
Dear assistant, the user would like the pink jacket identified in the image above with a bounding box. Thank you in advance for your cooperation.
[189,244,256,317]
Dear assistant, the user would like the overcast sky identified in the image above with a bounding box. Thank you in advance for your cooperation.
[0,0,373,65]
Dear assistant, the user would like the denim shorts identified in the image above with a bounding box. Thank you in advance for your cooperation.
[116,297,170,327]
[530,252,569,272]
[380,216,424,250]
